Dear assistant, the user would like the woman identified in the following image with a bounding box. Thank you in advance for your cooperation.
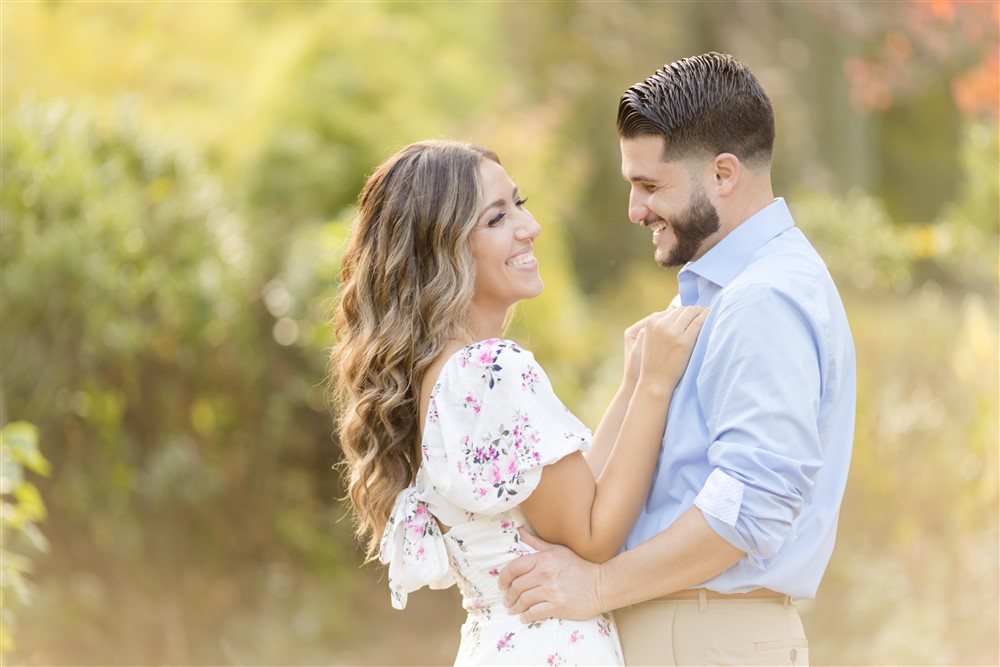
[331,140,706,666]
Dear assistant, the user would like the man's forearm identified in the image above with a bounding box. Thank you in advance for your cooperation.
[597,505,746,611]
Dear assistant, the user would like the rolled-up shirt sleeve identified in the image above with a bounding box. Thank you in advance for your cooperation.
[694,282,826,569]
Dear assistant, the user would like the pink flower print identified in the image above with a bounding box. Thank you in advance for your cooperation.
[506,457,518,477]
[488,568,500,577]
[500,519,513,531]
[491,462,502,485]
[496,632,514,652]
[569,630,582,645]
[521,367,539,391]
[475,487,488,498]
[463,394,482,414]
[532,451,542,464]
[510,542,533,555]
[479,350,493,365]
[598,618,611,637]
[547,653,565,666]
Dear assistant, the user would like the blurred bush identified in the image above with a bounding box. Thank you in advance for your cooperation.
[1,100,350,664]
[0,422,50,656]
[793,121,999,295]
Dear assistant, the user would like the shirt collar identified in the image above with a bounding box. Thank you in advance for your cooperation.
[679,197,793,290]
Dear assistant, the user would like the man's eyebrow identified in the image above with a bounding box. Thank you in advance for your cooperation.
[623,173,658,183]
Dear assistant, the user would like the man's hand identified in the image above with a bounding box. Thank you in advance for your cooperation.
[498,530,604,623]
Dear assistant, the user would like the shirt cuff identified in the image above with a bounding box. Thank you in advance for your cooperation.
[694,468,744,526]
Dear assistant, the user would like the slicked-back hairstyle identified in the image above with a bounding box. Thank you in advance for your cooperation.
[331,140,499,560]
[617,52,775,167]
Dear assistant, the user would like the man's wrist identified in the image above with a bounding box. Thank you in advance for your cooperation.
[594,559,611,614]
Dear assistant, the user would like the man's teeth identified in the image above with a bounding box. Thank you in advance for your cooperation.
[650,222,668,233]
[507,253,535,267]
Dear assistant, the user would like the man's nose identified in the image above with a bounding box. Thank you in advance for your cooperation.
[628,190,649,225]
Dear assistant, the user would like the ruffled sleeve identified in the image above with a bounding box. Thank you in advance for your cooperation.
[422,339,591,516]
[378,486,454,610]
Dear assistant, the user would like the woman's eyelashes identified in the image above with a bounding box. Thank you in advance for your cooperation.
[485,196,529,228]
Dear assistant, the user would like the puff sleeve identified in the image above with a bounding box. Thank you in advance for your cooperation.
[421,339,591,516]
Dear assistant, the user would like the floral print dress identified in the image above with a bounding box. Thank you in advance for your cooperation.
[379,339,624,666]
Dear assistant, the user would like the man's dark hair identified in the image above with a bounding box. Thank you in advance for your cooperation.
[617,52,775,167]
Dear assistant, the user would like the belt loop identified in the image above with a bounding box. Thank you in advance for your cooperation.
[698,588,708,612]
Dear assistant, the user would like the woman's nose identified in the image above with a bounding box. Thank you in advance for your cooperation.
[516,213,542,240]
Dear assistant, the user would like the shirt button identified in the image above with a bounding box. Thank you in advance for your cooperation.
[790,648,798,663]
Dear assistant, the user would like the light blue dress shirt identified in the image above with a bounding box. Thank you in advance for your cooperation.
[625,198,856,599]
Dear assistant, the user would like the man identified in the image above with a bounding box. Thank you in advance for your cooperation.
[499,52,855,666]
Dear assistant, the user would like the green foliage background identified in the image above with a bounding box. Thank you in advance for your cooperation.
[2,2,997,665]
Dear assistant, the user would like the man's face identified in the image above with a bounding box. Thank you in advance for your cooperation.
[620,136,721,267]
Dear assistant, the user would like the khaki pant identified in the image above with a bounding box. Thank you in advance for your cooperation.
[614,591,808,666]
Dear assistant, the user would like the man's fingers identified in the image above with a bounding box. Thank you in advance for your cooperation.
[498,554,536,592]
[506,584,550,616]
[517,529,555,553]
[520,601,558,625]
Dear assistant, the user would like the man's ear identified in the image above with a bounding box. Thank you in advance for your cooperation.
[707,153,740,196]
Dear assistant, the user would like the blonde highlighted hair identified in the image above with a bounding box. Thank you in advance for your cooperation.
[331,140,499,559]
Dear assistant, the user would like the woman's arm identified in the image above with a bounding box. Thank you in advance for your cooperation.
[519,306,707,563]
[585,315,649,477]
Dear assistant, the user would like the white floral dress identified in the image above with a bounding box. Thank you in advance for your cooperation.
[379,339,624,666]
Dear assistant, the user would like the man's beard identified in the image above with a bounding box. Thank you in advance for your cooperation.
[657,186,720,268]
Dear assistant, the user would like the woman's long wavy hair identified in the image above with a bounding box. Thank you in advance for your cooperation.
[331,140,499,560]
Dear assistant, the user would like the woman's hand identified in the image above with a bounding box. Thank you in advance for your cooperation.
[638,306,709,391]
[622,314,651,392]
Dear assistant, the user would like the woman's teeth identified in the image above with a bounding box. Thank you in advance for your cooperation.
[506,252,536,267]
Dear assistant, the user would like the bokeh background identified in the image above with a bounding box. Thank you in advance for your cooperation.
[2,1,998,665]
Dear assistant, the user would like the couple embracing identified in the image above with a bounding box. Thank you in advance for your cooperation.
[332,53,856,667]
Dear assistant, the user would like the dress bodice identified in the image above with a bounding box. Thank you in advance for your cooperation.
[376,339,624,666]
[379,339,590,610]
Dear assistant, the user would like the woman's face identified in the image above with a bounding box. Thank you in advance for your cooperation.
[468,159,543,316]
